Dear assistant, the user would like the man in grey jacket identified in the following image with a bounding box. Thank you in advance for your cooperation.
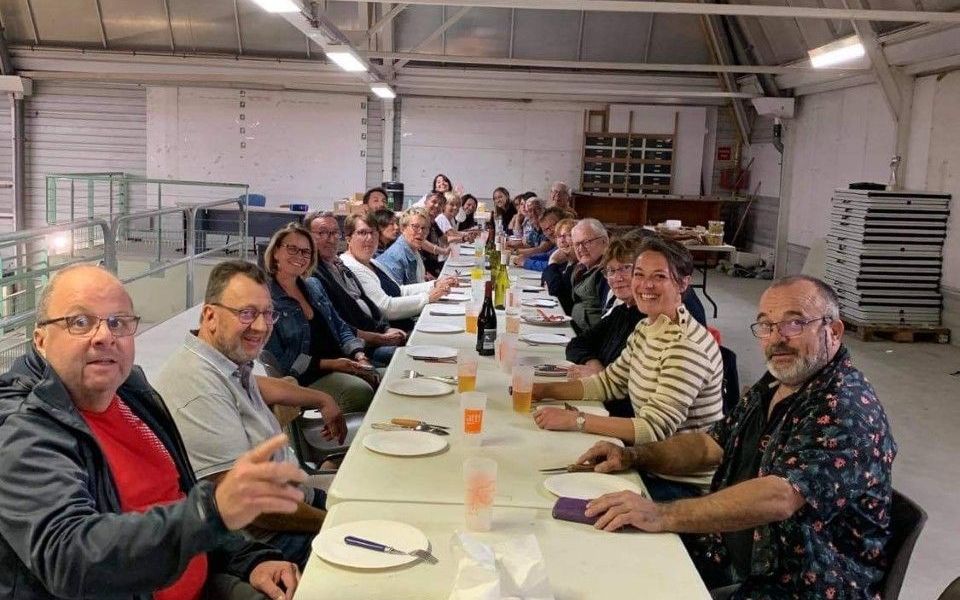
[0,265,304,600]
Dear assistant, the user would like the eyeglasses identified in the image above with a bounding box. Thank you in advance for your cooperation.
[405,223,426,232]
[573,235,604,251]
[37,314,141,337]
[351,229,376,238]
[311,229,340,239]
[210,302,280,325]
[280,243,313,258]
[604,264,634,279]
[750,316,832,339]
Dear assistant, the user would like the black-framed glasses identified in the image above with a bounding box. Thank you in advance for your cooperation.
[750,316,832,339]
[210,302,280,325]
[280,243,313,258]
[311,228,340,239]
[604,264,634,279]
[573,235,604,251]
[37,314,141,337]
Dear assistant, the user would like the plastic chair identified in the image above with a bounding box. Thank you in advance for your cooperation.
[881,489,927,599]
[719,346,740,415]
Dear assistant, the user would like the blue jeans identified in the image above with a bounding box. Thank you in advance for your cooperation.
[369,344,397,368]
[641,473,704,502]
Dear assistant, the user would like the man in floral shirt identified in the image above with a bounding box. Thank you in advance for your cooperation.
[576,275,897,599]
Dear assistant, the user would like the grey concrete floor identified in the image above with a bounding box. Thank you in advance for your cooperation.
[705,272,960,600]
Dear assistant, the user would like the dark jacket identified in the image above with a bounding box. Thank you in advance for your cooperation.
[570,265,608,335]
[313,260,388,333]
[542,261,575,315]
[566,303,643,367]
[265,275,365,382]
[0,347,281,600]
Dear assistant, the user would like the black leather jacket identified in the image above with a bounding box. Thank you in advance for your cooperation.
[0,347,281,599]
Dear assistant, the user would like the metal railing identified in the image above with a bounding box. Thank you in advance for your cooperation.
[0,196,255,372]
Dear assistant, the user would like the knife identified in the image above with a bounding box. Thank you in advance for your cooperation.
[391,418,450,430]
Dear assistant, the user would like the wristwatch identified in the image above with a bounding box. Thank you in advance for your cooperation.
[575,411,586,432]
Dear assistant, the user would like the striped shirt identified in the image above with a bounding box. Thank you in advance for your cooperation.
[581,305,724,489]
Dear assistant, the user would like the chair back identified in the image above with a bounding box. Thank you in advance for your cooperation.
[719,346,740,415]
[241,193,267,207]
[881,489,927,599]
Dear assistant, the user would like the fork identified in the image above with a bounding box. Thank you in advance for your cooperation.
[344,535,439,564]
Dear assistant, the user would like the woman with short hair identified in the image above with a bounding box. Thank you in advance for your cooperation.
[376,208,431,285]
[340,213,454,330]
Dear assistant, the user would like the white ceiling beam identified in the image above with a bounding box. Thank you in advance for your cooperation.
[366,51,871,74]
[331,0,960,23]
[368,3,408,40]
[395,6,471,70]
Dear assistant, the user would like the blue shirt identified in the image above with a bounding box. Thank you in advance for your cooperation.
[522,248,555,272]
[376,235,424,286]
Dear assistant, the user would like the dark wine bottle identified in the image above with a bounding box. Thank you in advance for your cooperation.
[475,280,497,356]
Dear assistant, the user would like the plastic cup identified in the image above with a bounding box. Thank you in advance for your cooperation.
[512,365,535,413]
[463,456,497,531]
[505,313,521,334]
[457,354,479,392]
[498,333,518,373]
[460,391,487,446]
[465,302,480,334]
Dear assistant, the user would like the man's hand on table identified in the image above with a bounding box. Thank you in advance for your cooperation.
[576,441,634,473]
[586,491,666,533]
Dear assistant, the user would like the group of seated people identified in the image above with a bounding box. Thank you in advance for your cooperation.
[0,174,899,600]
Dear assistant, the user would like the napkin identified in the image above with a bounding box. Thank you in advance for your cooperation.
[448,532,554,600]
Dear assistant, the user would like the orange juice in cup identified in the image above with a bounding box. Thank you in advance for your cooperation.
[458,353,479,392]
[511,365,534,413]
[465,302,480,334]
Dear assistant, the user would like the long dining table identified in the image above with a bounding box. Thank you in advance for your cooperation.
[293,258,711,599]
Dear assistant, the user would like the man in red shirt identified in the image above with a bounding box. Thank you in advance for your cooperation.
[0,265,304,600]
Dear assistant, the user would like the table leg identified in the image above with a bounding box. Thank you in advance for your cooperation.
[696,265,719,319]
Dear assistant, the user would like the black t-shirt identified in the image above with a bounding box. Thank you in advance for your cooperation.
[299,313,343,386]
[722,383,795,579]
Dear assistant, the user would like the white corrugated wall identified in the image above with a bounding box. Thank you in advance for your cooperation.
[0,94,12,234]
[366,96,384,190]
[24,82,147,227]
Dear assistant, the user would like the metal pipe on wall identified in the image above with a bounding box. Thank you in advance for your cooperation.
[12,95,25,231]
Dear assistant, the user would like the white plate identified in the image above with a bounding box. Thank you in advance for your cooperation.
[313,520,430,569]
[386,378,454,397]
[543,472,643,500]
[428,305,466,316]
[406,345,458,359]
[440,292,471,302]
[520,273,542,281]
[418,323,464,334]
[446,259,475,268]
[459,244,475,250]
[362,430,449,457]
[522,314,572,326]
[522,333,570,345]
[522,298,558,308]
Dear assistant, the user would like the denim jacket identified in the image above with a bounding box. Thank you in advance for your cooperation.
[376,235,422,286]
[265,275,365,377]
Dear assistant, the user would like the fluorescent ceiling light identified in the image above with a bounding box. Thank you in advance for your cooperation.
[250,0,300,13]
[370,83,396,99]
[808,36,865,68]
[326,49,367,73]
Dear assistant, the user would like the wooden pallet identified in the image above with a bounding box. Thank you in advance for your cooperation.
[842,318,951,344]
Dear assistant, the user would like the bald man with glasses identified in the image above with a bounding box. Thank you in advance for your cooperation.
[575,276,897,599]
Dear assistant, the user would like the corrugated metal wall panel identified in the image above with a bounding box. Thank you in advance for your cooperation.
[0,95,13,234]
[25,82,147,227]
[366,96,384,190]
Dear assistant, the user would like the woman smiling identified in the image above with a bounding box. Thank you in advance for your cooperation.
[531,237,724,501]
